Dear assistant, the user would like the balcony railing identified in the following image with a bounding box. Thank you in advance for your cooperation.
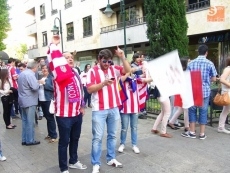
[67,34,74,41]
[83,30,92,37]
[186,0,210,12]
[101,16,146,34]
[65,1,72,9]
[51,9,58,15]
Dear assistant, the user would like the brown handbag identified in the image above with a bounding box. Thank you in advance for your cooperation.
[213,85,230,106]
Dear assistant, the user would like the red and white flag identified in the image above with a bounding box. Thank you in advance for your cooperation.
[174,71,203,108]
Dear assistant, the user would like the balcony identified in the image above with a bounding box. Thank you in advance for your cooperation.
[186,0,210,13]
[27,45,39,59]
[65,2,72,9]
[101,16,146,33]
[51,9,58,15]
[100,16,148,48]
[26,20,37,36]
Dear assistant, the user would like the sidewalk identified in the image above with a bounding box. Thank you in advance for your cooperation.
[0,107,229,173]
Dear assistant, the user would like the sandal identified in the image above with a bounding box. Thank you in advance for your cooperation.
[49,138,58,143]
[6,125,15,129]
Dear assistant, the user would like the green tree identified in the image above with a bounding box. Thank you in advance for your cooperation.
[144,0,189,58]
[0,0,10,51]
[15,43,27,60]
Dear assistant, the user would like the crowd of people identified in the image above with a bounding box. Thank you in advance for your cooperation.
[1,37,230,173]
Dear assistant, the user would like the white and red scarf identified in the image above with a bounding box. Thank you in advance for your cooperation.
[47,44,80,103]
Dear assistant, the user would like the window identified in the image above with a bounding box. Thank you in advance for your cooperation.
[83,16,92,37]
[65,0,72,9]
[51,0,57,15]
[42,32,48,46]
[40,4,46,20]
[117,6,138,27]
[66,22,74,41]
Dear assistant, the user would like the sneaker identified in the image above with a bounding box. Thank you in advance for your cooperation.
[61,171,69,173]
[107,159,123,168]
[218,128,230,134]
[92,164,100,173]
[69,161,87,169]
[199,134,207,140]
[0,155,6,161]
[132,145,140,154]
[181,131,196,139]
[118,144,125,153]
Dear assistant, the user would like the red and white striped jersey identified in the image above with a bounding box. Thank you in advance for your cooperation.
[86,65,123,111]
[7,65,18,89]
[137,79,148,111]
[120,80,140,114]
[53,68,83,117]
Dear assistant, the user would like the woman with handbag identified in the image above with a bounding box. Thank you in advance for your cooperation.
[218,57,230,134]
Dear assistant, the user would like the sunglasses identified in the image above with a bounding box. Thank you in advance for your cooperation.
[102,60,112,64]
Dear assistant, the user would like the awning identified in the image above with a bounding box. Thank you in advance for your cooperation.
[0,51,9,60]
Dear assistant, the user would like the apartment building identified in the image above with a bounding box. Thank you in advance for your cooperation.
[24,0,230,71]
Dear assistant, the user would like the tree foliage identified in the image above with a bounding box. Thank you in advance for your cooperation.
[15,43,27,60]
[0,0,10,51]
[144,0,189,58]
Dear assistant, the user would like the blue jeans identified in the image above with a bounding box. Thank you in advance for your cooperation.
[40,101,57,139]
[188,97,209,124]
[91,107,120,165]
[83,86,91,107]
[56,114,82,172]
[120,113,138,146]
[21,105,36,144]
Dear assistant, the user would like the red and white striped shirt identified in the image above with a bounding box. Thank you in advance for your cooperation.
[120,80,140,114]
[53,68,83,117]
[137,79,148,111]
[7,65,18,89]
[86,65,123,111]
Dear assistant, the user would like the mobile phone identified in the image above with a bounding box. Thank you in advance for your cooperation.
[110,77,115,80]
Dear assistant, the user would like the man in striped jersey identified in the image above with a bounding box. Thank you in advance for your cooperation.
[87,47,131,173]
[48,35,87,173]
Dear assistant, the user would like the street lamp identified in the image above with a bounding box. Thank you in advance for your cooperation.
[104,0,127,57]
[51,10,64,53]
[103,0,114,18]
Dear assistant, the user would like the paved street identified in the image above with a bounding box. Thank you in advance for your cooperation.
[0,106,230,173]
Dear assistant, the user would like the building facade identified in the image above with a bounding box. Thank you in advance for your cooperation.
[24,0,230,72]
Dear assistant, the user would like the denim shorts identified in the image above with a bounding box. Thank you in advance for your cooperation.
[188,97,209,124]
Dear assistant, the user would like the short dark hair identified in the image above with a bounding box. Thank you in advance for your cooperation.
[18,63,26,68]
[98,49,113,60]
[8,58,15,64]
[198,44,208,55]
